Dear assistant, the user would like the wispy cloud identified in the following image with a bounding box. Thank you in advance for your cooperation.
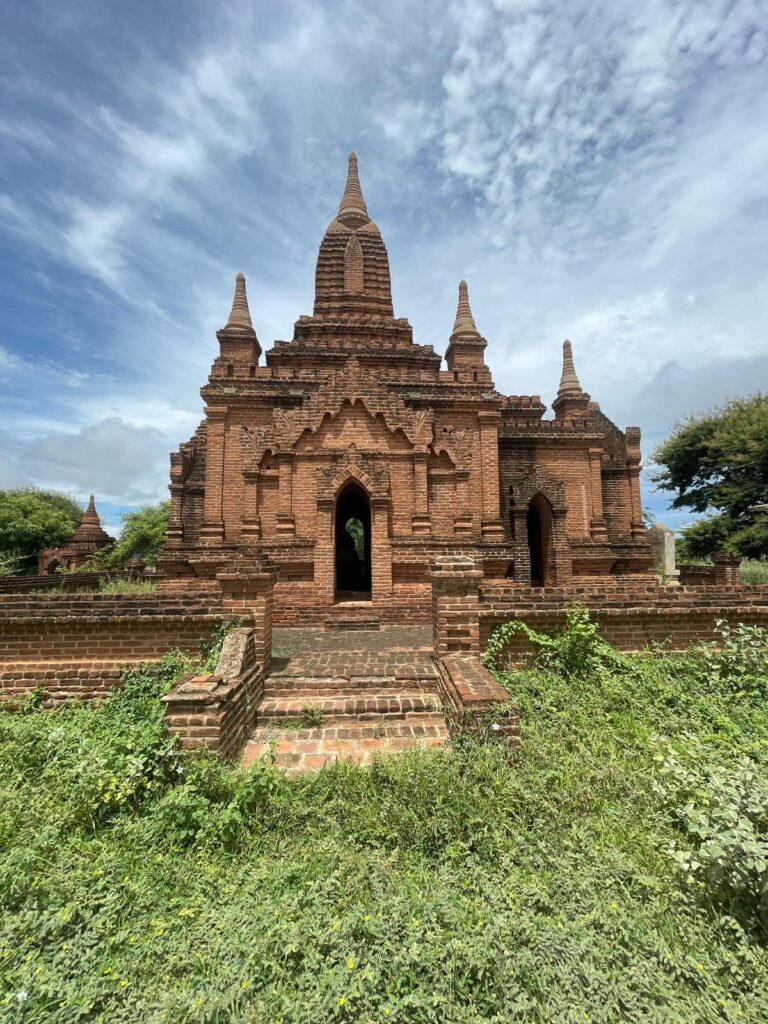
[0,0,766,528]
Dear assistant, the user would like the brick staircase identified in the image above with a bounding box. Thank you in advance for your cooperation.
[242,626,449,772]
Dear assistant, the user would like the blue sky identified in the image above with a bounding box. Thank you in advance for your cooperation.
[0,0,766,535]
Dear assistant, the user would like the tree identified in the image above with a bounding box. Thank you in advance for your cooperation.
[81,501,170,571]
[652,395,768,560]
[0,490,82,574]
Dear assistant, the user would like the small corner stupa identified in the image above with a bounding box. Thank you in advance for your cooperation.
[37,495,114,575]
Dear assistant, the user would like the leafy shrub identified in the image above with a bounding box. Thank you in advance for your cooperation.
[694,619,768,697]
[484,603,624,678]
[655,737,768,928]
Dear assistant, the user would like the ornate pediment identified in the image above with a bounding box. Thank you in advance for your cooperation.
[241,356,434,474]
[317,444,390,500]
[509,466,566,510]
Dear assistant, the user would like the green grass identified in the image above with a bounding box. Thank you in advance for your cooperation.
[1,629,768,1022]
[97,578,157,594]
[741,560,768,585]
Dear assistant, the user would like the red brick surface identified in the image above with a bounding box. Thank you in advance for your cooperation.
[0,591,231,706]
[479,582,768,662]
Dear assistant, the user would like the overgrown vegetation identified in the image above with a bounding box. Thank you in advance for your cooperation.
[740,560,768,585]
[2,614,768,1022]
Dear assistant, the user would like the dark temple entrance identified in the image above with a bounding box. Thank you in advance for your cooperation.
[335,483,372,601]
[527,493,553,586]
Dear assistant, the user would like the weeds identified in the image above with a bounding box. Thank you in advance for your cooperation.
[97,578,156,594]
[269,706,325,730]
[484,602,624,677]
[741,559,768,585]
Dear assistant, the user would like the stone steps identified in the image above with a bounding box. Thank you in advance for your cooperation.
[258,689,442,725]
[324,616,381,631]
[242,714,449,773]
[268,654,438,680]
[245,623,449,774]
[265,667,440,696]
[265,678,438,698]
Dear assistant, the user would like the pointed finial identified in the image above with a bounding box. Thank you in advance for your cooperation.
[337,152,369,227]
[452,280,480,337]
[72,492,110,540]
[82,494,99,524]
[226,273,253,329]
[558,339,583,395]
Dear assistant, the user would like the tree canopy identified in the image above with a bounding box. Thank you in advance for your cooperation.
[82,501,170,571]
[0,489,83,574]
[652,394,768,559]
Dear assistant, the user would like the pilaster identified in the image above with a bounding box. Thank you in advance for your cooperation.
[200,406,227,544]
[478,410,504,541]
[588,448,608,542]
[412,450,431,535]
[275,452,296,538]
[241,470,261,541]
[454,468,473,536]
[316,496,335,604]
[371,495,393,598]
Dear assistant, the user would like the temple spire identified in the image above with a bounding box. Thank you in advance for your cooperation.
[452,280,480,337]
[337,152,370,228]
[72,494,110,542]
[82,494,99,525]
[558,339,583,395]
[225,273,253,329]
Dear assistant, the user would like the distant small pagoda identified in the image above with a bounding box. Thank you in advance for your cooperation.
[37,495,113,574]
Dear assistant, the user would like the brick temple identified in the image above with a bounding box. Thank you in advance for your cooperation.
[37,495,113,575]
[161,153,652,622]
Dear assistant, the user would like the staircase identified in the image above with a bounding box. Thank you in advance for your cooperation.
[242,625,449,773]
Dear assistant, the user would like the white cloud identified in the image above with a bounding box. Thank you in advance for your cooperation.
[0,418,169,505]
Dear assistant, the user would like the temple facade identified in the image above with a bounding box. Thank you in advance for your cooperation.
[161,154,652,619]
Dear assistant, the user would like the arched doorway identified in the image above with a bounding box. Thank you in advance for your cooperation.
[335,483,372,601]
[527,493,554,586]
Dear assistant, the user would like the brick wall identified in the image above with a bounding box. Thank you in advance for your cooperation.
[430,556,484,655]
[478,580,768,663]
[0,591,232,706]
[678,555,741,587]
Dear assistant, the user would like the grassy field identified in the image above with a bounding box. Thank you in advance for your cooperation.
[1,616,767,1023]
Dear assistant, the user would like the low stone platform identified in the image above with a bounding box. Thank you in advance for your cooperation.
[242,625,449,773]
